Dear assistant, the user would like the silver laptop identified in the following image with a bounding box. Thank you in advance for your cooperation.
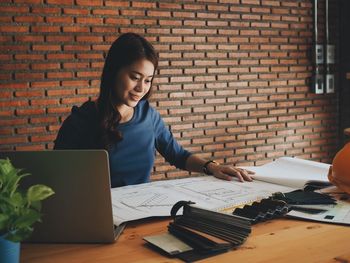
[0,150,124,243]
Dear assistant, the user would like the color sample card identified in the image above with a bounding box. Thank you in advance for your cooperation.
[143,233,193,255]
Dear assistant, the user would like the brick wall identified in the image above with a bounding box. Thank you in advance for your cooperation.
[0,0,339,180]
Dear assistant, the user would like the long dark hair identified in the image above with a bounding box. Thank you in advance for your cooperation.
[97,33,158,150]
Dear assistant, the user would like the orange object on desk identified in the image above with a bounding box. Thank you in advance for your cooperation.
[329,128,350,194]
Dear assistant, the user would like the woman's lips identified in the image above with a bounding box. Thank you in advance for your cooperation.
[130,94,141,101]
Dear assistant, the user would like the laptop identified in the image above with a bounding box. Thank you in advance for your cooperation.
[0,150,125,243]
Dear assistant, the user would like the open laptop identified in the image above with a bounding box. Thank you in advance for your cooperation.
[0,150,125,243]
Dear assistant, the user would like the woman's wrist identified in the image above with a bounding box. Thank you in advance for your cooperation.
[203,160,219,175]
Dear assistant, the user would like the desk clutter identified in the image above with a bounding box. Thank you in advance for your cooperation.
[143,188,346,262]
[273,189,336,205]
[232,190,339,224]
[144,200,250,262]
[284,187,350,225]
[144,198,290,262]
[232,198,289,224]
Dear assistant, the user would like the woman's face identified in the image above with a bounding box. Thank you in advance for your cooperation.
[114,59,155,109]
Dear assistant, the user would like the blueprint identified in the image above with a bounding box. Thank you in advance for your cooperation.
[111,176,293,226]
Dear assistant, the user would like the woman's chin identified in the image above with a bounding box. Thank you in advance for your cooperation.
[127,100,139,107]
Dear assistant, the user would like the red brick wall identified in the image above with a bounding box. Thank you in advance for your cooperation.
[0,0,338,180]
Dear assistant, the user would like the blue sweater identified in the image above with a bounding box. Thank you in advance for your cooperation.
[54,100,191,187]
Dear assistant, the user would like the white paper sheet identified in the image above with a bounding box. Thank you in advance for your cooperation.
[241,157,331,188]
[111,176,293,226]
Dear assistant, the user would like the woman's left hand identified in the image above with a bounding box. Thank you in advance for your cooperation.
[209,164,255,182]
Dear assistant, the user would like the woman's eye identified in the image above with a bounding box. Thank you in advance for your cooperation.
[131,76,139,81]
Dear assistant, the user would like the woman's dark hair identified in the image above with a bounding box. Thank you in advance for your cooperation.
[97,33,158,150]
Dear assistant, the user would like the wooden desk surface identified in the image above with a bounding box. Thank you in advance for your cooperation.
[21,217,350,263]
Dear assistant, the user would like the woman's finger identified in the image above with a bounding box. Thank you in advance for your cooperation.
[228,167,252,182]
[238,169,253,181]
[235,167,255,175]
[229,171,244,182]
[213,166,254,182]
[214,171,233,181]
[226,168,244,182]
[246,169,255,174]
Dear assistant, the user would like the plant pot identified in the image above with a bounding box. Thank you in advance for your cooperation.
[0,234,20,263]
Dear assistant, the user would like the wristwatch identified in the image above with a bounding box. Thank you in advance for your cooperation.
[203,160,219,175]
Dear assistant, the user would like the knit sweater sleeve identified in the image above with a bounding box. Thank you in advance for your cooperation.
[151,107,192,170]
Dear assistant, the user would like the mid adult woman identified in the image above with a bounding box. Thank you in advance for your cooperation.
[54,33,253,187]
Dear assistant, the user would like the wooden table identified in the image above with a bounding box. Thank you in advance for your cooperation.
[21,217,350,263]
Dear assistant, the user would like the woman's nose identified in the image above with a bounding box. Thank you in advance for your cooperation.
[135,80,145,93]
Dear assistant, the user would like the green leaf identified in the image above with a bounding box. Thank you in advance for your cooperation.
[2,169,20,192]
[27,185,55,202]
[3,173,28,197]
[6,227,33,242]
[0,196,14,207]
[10,192,24,208]
[13,209,41,229]
[0,159,55,242]
[0,158,15,175]
[31,201,42,212]
[9,173,30,197]
[0,214,9,231]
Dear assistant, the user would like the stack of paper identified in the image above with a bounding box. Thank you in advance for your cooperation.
[240,157,330,189]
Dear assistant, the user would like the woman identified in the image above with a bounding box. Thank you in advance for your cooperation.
[54,33,253,187]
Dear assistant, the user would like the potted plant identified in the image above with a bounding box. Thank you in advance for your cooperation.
[0,158,54,263]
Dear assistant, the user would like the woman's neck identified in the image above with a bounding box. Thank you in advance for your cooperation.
[117,105,134,123]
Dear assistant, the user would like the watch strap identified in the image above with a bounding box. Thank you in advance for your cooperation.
[203,160,219,175]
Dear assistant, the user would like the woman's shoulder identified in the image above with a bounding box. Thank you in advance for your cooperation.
[71,100,97,115]
[65,100,98,126]
[54,100,99,149]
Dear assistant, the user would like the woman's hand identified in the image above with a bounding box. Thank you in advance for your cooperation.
[208,163,254,182]
[185,155,255,182]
